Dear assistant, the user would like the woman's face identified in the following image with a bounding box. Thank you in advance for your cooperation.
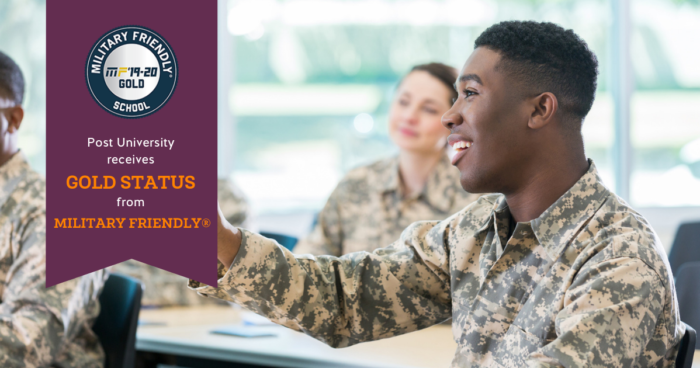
[388,70,453,155]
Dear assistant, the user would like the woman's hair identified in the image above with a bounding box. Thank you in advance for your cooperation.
[401,62,458,105]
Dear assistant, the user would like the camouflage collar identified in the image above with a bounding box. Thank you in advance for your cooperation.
[529,159,610,261]
[0,151,31,206]
[491,159,610,261]
[379,153,457,212]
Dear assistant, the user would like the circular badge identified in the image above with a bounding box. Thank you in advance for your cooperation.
[86,26,178,118]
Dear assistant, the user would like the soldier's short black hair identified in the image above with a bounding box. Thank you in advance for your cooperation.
[0,51,25,105]
[474,21,598,124]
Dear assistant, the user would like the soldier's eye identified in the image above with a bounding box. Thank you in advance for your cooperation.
[463,89,477,99]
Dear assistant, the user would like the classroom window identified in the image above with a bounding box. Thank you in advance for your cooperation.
[225,0,616,214]
[629,0,700,207]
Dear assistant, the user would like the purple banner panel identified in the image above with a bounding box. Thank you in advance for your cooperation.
[46,0,218,287]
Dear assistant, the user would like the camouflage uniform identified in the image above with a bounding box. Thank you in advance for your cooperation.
[112,178,249,307]
[295,154,481,256]
[0,152,107,368]
[190,160,683,367]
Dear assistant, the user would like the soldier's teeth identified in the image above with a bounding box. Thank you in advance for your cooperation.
[452,141,472,150]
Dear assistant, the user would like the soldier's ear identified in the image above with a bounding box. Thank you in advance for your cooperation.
[7,106,23,133]
[527,92,557,130]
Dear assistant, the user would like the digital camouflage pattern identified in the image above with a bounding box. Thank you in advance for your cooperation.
[295,154,481,256]
[0,152,107,368]
[113,178,249,307]
[217,177,250,228]
[191,160,683,367]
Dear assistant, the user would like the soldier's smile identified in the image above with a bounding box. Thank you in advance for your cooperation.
[448,134,472,165]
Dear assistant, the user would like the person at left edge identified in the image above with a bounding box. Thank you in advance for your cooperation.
[0,51,107,367]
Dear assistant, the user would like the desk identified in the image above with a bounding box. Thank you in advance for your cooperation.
[136,305,457,368]
[137,306,700,368]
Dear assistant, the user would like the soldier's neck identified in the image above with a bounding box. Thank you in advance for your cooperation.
[504,154,589,224]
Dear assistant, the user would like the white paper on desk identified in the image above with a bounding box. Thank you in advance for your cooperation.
[241,311,277,326]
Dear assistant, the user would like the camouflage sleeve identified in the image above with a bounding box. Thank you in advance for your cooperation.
[294,186,344,256]
[525,256,666,367]
[112,260,221,307]
[217,178,249,227]
[0,213,94,367]
[190,220,453,348]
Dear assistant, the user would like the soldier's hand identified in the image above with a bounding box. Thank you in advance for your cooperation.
[217,202,242,269]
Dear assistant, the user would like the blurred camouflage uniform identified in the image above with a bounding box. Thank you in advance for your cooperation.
[190,160,683,367]
[112,178,249,307]
[0,152,107,367]
[295,154,481,256]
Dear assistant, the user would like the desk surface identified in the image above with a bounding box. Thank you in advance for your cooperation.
[137,306,700,368]
[136,305,457,368]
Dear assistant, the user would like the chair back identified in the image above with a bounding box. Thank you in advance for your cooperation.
[260,231,298,251]
[676,322,696,368]
[669,221,700,276]
[675,261,700,349]
[93,273,143,368]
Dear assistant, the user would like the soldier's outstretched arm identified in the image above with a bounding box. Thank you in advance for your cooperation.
[189,204,454,348]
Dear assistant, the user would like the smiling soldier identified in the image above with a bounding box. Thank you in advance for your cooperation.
[190,21,683,367]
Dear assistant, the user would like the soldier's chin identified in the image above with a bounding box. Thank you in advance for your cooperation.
[459,175,479,194]
[459,169,489,194]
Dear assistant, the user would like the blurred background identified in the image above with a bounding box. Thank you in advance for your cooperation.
[3,0,700,248]
[219,0,700,249]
